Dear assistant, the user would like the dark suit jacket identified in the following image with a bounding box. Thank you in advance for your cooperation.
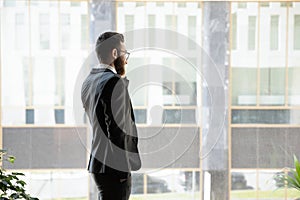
[81,68,141,179]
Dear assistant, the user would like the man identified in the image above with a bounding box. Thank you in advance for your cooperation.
[81,32,141,200]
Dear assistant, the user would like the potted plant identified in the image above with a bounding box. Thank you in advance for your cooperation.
[0,150,38,200]
[274,155,300,200]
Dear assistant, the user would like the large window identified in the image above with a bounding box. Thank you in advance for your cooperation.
[1,1,300,200]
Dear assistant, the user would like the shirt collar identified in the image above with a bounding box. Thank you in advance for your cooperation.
[94,63,117,74]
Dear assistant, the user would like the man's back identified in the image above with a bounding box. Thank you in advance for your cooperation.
[81,67,140,179]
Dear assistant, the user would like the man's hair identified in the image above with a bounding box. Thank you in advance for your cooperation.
[95,32,124,62]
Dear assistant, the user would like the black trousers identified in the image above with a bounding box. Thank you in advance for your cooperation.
[91,173,131,200]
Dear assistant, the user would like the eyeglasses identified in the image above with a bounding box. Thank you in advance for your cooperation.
[119,49,130,61]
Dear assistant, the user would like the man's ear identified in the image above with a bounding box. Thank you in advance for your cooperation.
[112,48,118,59]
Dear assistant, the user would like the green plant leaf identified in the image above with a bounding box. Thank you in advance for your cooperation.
[7,156,15,164]
[16,180,26,187]
[294,155,300,178]
[293,170,300,187]
[286,175,300,190]
[12,172,25,176]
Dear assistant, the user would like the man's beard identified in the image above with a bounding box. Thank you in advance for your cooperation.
[114,57,125,76]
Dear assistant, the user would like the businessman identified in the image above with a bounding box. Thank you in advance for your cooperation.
[81,32,141,200]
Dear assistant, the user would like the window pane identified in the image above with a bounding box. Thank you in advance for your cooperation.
[60,14,70,49]
[70,2,80,7]
[54,57,65,106]
[26,109,34,124]
[270,15,279,50]
[163,109,196,124]
[188,16,196,49]
[260,2,269,7]
[280,2,293,7]
[177,2,186,8]
[133,109,147,124]
[260,67,285,105]
[165,15,177,49]
[231,171,256,191]
[258,171,286,199]
[132,170,200,197]
[248,16,256,50]
[125,15,134,48]
[232,68,257,105]
[231,13,237,50]
[231,109,298,124]
[3,0,16,7]
[54,109,64,124]
[294,15,300,50]
[136,2,145,7]
[156,2,164,7]
[15,13,27,49]
[289,67,300,105]
[238,2,247,9]
[81,14,88,49]
[148,15,156,45]
[39,13,50,49]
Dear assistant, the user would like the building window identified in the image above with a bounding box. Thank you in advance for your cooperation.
[54,57,65,106]
[188,16,197,50]
[232,109,290,124]
[238,3,247,9]
[156,2,164,7]
[71,2,80,7]
[177,3,186,8]
[15,13,25,50]
[163,109,196,124]
[136,2,145,7]
[248,16,256,50]
[61,14,70,49]
[133,109,147,124]
[23,57,33,107]
[148,15,156,45]
[3,0,16,7]
[55,109,65,124]
[175,82,197,106]
[81,14,88,49]
[148,15,155,27]
[260,2,269,7]
[294,15,300,50]
[280,2,293,7]
[162,81,196,106]
[165,15,178,49]
[260,67,285,102]
[270,15,279,50]
[163,82,173,94]
[39,13,50,49]
[232,68,257,106]
[125,15,134,31]
[26,109,34,124]
[125,15,134,47]
[232,13,237,50]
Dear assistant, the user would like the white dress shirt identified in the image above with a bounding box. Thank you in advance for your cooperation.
[94,63,117,74]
